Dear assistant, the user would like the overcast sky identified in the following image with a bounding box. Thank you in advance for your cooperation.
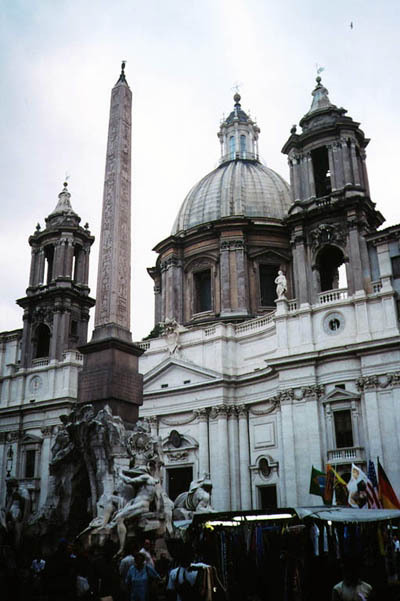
[1,0,399,341]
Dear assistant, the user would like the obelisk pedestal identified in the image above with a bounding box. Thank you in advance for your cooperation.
[78,63,143,425]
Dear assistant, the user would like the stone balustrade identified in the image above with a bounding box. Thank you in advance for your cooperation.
[318,288,348,305]
[327,446,365,464]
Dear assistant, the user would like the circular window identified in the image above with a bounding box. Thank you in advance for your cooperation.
[258,457,271,478]
[169,430,182,448]
[323,311,345,335]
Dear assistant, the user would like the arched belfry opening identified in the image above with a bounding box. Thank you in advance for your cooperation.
[35,323,51,358]
[317,245,347,292]
[311,147,331,197]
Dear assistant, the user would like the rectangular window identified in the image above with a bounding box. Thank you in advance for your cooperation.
[334,410,354,448]
[167,466,193,501]
[194,270,211,313]
[25,449,36,478]
[312,147,332,197]
[391,256,400,278]
[259,265,277,306]
[258,485,277,509]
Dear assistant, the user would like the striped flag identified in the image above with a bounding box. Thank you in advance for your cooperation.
[348,463,380,509]
[378,459,400,509]
[367,460,382,508]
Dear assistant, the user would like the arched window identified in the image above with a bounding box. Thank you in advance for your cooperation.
[43,245,54,284]
[240,134,246,155]
[312,147,332,197]
[317,246,347,292]
[229,136,235,159]
[35,323,51,358]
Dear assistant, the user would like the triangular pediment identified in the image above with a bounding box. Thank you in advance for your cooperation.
[322,387,360,403]
[143,357,221,392]
[21,434,42,444]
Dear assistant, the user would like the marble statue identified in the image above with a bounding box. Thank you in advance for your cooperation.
[173,473,214,520]
[162,318,185,356]
[2,478,31,547]
[107,465,161,556]
[26,404,176,552]
[275,270,287,299]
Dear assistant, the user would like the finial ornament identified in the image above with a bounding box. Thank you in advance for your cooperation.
[117,60,127,84]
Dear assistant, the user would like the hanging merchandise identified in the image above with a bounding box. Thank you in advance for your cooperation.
[183,507,400,601]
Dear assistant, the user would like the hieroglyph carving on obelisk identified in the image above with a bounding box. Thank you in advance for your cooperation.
[95,64,132,335]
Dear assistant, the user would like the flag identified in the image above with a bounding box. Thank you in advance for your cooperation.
[330,466,349,506]
[309,466,326,497]
[367,460,382,508]
[347,464,374,508]
[323,464,334,505]
[378,459,400,509]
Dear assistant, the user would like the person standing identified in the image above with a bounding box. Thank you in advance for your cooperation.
[126,551,160,601]
[331,558,372,601]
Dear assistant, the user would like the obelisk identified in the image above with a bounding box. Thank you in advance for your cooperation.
[78,63,143,424]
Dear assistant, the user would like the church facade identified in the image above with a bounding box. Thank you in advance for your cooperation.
[1,74,400,513]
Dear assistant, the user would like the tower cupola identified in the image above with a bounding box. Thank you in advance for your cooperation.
[282,76,376,208]
[218,93,260,163]
[17,182,95,367]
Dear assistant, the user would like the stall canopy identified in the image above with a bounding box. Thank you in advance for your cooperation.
[294,506,400,523]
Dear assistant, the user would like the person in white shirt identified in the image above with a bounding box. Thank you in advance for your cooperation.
[331,558,372,601]
[167,562,198,601]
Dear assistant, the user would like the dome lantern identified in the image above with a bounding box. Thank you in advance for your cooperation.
[217,93,260,164]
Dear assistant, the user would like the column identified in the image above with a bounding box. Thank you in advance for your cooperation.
[300,155,310,199]
[50,308,61,360]
[333,142,344,189]
[350,142,361,186]
[196,408,210,477]
[228,407,240,510]
[327,145,337,191]
[83,247,90,285]
[215,405,230,511]
[360,151,370,195]
[154,283,162,326]
[238,405,251,510]
[37,250,45,284]
[29,249,38,286]
[325,403,334,451]
[342,140,352,186]
[363,388,384,461]
[292,157,301,201]
[234,241,248,314]
[347,216,364,293]
[38,427,52,508]
[220,242,231,316]
[280,398,298,506]
[292,230,309,306]
[64,239,74,279]
[307,153,316,197]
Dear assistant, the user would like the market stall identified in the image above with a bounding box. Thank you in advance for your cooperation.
[185,507,400,600]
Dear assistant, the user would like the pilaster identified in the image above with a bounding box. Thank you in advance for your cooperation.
[237,405,251,510]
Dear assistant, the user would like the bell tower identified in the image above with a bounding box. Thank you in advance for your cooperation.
[282,77,384,306]
[17,183,95,367]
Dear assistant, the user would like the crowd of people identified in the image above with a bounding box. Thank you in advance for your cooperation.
[2,534,400,600]
[0,537,211,601]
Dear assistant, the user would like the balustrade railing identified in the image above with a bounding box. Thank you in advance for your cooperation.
[235,312,275,335]
[318,288,348,304]
[327,446,364,463]
[371,280,382,293]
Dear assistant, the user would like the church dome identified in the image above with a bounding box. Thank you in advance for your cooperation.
[171,93,291,235]
[172,160,291,234]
